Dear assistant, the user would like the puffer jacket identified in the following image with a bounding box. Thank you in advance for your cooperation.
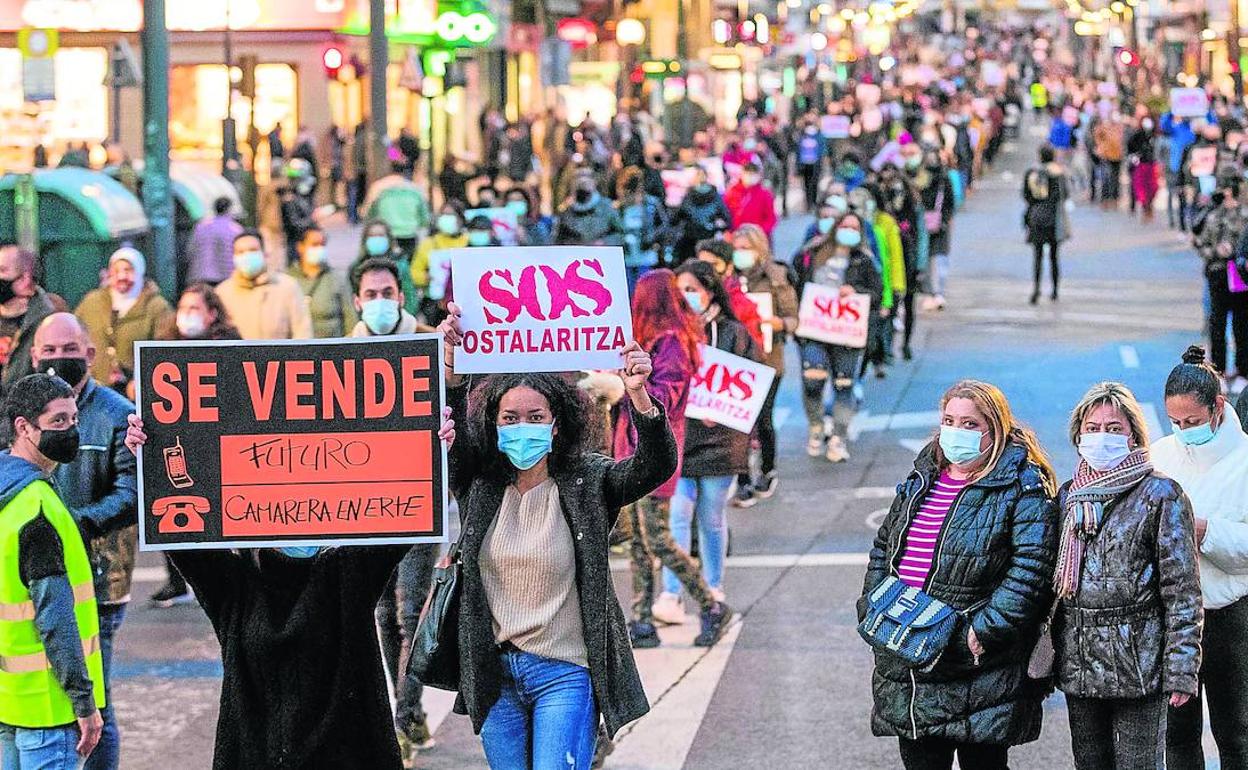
[1053,473,1202,700]
[681,311,760,478]
[52,378,137,604]
[75,280,176,386]
[859,442,1059,745]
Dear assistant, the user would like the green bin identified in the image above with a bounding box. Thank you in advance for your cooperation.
[0,168,150,308]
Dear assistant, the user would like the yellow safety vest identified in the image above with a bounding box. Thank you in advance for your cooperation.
[1030,82,1049,109]
[0,480,105,727]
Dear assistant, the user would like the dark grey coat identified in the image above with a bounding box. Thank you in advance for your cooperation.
[1054,473,1203,699]
[448,388,678,739]
[860,442,1060,746]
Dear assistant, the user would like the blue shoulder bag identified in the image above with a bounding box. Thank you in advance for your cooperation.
[858,576,977,671]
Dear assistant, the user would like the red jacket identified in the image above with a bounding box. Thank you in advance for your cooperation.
[725,182,777,237]
[725,275,765,348]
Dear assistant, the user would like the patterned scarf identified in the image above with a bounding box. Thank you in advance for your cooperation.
[1053,449,1153,599]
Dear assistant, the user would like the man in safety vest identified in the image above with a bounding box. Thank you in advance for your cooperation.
[0,373,104,767]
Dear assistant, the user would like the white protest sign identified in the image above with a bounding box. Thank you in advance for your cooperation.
[822,114,850,138]
[747,291,774,354]
[450,247,633,373]
[1188,145,1218,178]
[796,284,869,349]
[684,344,777,434]
[981,60,1005,87]
[465,206,520,246]
[1170,87,1209,118]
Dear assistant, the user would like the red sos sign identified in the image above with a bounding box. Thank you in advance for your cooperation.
[478,258,613,324]
[693,362,756,401]
[812,294,863,323]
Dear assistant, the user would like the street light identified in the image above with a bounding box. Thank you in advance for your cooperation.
[617,18,646,45]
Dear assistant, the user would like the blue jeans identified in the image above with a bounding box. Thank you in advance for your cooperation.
[0,723,80,770]
[480,650,598,770]
[84,602,125,770]
[664,476,732,595]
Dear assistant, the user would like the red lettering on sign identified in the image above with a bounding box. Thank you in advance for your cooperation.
[363,358,395,418]
[813,295,863,323]
[479,259,613,325]
[401,355,432,417]
[693,362,756,401]
[285,360,316,420]
[243,361,281,421]
[151,362,182,424]
[151,362,219,424]
[322,359,357,420]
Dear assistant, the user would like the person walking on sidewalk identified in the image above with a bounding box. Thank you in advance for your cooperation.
[1153,346,1248,770]
[1023,144,1070,305]
[436,303,678,768]
[860,380,1059,770]
[0,373,105,768]
[286,225,357,339]
[1202,177,1248,379]
[1054,382,1202,770]
[617,270,735,650]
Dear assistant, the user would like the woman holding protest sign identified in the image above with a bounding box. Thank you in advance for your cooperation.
[647,261,761,625]
[435,300,679,768]
[792,211,883,464]
[121,411,457,770]
[616,270,735,649]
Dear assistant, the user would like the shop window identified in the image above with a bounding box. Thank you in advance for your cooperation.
[168,62,298,160]
[0,47,108,170]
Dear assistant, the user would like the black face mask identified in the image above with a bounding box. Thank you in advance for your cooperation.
[35,357,87,388]
[0,277,15,305]
[1213,191,1228,206]
[575,188,593,204]
[37,425,79,464]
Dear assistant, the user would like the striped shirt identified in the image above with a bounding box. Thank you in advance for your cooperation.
[897,472,968,589]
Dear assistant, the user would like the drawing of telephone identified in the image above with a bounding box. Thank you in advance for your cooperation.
[164,437,194,489]
[151,495,209,534]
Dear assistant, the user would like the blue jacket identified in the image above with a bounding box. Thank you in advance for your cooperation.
[1160,111,1215,173]
[52,379,136,604]
[1048,117,1075,150]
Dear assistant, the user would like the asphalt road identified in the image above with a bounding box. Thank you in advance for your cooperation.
[111,118,1217,769]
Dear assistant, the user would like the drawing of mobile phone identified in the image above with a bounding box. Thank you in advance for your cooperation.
[164,438,193,489]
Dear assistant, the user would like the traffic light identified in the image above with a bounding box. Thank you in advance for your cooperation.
[1116,48,1139,67]
[323,46,345,79]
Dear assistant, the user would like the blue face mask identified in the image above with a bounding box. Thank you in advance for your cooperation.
[835,228,862,248]
[505,200,529,218]
[497,423,555,470]
[732,249,756,270]
[277,546,321,559]
[361,298,400,334]
[1175,418,1218,446]
[365,235,390,256]
[467,231,493,247]
[683,290,706,314]
[939,425,984,465]
[817,217,836,234]
[436,214,461,236]
[234,250,266,278]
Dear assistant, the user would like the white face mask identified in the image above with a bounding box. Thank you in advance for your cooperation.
[1078,432,1131,471]
[176,311,207,339]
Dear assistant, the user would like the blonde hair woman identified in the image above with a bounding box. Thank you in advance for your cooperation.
[727,223,798,505]
[859,380,1059,770]
[1053,382,1201,770]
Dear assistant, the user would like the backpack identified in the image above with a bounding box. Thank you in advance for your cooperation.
[798,136,821,165]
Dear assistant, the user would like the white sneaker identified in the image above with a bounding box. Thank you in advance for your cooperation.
[934,295,947,310]
[922,296,938,311]
[825,436,850,463]
[806,426,825,457]
[652,592,687,625]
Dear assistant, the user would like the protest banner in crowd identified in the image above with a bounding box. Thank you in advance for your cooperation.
[796,286,870,348]
[684,344,777,434]
[466,206,520,246]
[133,336,448,550]
[449,246,633,373]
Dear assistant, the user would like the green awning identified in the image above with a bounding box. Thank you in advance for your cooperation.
[0,169,148,239]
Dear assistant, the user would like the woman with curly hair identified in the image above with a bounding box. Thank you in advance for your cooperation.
[436,301,679,767]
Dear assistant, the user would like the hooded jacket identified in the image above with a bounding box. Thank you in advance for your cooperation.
[859,443,1059,745]
[554,194,626,246]
[674,185,733,245]
[1153,406,1248,610]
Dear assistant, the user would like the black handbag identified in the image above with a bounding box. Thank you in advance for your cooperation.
[407,541,462,692]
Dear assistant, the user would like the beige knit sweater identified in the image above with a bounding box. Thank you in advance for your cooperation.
[479,479,588,668]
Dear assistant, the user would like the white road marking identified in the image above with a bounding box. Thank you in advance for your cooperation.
[898,438,928,454]
[1119,345,1140,369]
[848,409,942,440]
[953,307,1201,332]
[606,621,745,769]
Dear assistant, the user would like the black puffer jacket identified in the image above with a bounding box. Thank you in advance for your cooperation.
[1054,474,1202,699]
[448,383,678,739]
[859,442,1059,745]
